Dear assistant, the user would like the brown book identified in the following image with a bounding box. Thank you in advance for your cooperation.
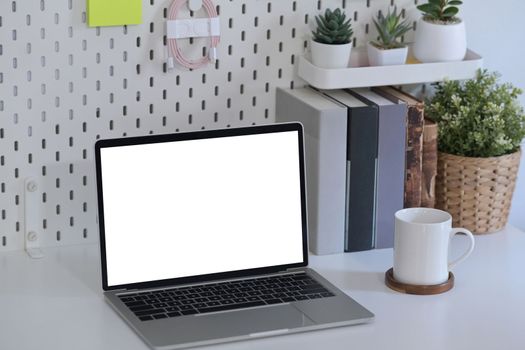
[421,118,438,208]
[372,86,424,208]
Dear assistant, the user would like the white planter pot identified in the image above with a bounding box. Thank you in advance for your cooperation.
[310,40,352,69]
[366,42,408,66]
[413,17,467,63]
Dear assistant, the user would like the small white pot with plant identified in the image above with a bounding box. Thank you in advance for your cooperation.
[413,0,466,63]
[310,8,353,69]
[367,7,412,66]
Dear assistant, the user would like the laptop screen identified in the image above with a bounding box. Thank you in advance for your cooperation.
[96,124,307,289]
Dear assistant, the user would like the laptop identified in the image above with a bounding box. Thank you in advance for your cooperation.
[95,123,374,349]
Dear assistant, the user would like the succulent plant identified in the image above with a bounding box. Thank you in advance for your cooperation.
[312,8,353,45]
[417,0,463,23]
[371,7,412,49]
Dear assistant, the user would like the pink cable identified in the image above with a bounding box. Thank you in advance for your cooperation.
[168,0,220,70]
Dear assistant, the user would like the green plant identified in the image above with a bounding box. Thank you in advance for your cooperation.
[312,8,353,45]
[427,69,525,158]
[417,0,463,23]
[371,7,412,49]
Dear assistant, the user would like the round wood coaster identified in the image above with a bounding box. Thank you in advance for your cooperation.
[385,268,454,295]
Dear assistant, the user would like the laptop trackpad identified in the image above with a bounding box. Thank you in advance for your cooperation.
[149,304,315,346]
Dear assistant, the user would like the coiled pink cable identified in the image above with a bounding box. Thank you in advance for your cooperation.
[168,0,220,70]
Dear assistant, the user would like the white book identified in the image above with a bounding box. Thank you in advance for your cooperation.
[276,87,347,255]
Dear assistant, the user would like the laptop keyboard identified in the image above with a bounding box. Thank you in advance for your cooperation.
[118,273,335,321]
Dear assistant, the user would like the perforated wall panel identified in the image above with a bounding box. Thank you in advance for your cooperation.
[0,0,418,252]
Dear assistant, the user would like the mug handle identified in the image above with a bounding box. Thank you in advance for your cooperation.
[448,228,475,270]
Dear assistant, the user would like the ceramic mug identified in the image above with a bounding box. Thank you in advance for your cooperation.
[393,208,475,286]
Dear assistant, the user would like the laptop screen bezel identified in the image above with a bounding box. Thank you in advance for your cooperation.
[95,123,309,291]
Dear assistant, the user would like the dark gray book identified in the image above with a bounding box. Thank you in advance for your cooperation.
[275,87,347,255]
[321,90,378,252]
[349,88,407,249]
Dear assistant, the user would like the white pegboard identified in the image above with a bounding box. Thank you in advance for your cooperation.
[0,0,418,252]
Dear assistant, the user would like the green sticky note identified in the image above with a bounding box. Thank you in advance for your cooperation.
[87,0,142,27]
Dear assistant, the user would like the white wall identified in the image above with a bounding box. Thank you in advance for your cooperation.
[462,0,525,230]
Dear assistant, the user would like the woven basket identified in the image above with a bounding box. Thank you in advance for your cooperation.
[435,149,521,234]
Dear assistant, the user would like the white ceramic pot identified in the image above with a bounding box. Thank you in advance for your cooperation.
[366,42,408,66]
[413,17,467,63]
[310,39,352,69]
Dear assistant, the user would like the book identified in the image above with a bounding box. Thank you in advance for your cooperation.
[321,89,378,252]
[275,87,347,255]
[373,86,424,208]
[349,88,407,249]
[421,118,438,208]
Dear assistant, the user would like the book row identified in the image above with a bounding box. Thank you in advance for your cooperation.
[276,87,437,254]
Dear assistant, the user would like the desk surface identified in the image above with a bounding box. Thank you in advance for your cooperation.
[1,225,524,350]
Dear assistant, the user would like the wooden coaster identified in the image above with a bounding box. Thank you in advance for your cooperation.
[385,268,454,295]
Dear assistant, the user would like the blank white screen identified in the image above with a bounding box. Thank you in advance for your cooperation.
[100,131,304,287]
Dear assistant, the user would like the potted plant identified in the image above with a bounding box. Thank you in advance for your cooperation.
[413,0,466,62]
[310,8,353,69]
[427,70,525,234]
[367,7,412,66]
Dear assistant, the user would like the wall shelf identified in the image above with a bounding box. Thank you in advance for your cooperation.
[297,47,483,90]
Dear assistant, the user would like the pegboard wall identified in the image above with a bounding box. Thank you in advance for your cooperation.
[0,0,420,252]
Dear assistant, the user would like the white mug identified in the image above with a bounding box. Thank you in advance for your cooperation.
[393,208,475,286]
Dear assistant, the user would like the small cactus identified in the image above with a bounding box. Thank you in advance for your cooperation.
[312,8,353,45]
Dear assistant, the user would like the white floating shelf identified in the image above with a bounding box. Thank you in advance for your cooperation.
[297,47,483,90]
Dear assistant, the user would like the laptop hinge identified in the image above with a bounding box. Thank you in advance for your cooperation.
[111,288,137,293]
[285,267,306,272]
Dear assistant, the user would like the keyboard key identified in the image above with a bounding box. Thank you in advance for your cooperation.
[180,305,194,311]
[125,300,146,307]
[272,293,287,299]
[130,305,156,312]
[135,309,166,316]
[282,297,296,302]
[197,301,265,314]
[153,314,167,319]
[181,309,198,316]
[308,294,322,299]
[299,288,326,295]
[167,311,181,318]
[139,316,153,321]
[265,299,282,305]
[321,292,334,297]
[166,306,180,312]
[295,295,308,301]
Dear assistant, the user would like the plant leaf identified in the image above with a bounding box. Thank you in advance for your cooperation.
[442,6,459,17]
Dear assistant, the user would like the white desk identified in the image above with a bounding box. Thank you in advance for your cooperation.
[1,225,524,350]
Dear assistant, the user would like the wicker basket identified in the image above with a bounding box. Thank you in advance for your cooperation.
[435,149,521,234]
